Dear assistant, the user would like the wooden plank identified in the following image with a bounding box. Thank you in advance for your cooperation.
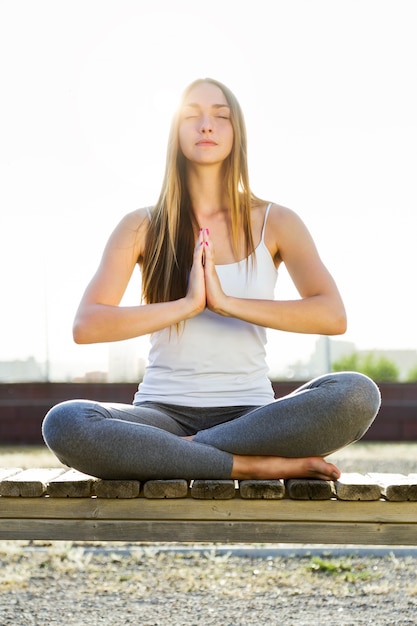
[0,468,65,497]
[0,469,23,480]
[1,497,417,524]
[191,480,236,499]
[368,473,417,502]
[0,518,416,544]
[143,479,189,499]
[0,467,416,545]
[285,478,333,500]
[334,473,382,501]
[92,479,140,499]
[47,469,97,498]
[239,480,285,500]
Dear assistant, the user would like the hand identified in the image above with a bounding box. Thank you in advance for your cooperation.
[202,229,228,314]
[185,229,207,317]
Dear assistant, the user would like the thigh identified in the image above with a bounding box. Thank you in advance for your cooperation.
[42,399,234,481]
[43,399,189,438]
[194,372,381,457]
[99,402,190,436]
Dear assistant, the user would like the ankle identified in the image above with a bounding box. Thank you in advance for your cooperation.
[231,455,262,480]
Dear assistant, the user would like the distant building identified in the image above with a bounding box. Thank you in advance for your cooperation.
[72,371,108,383]
[307,338,417,381]
[308,337,356,378]
[0,357,45,382]
[108,340,146,383]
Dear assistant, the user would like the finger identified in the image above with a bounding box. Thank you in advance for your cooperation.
[195,228,204,249]
[202,228,214,265]
[193,229,205,261]
[195,227,208,266]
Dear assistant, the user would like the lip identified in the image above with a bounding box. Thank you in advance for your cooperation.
[196,139,217,146]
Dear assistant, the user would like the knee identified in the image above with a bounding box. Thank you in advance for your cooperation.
[345,372,381,417]
[314,371,381,419]
[42,400,89,455]
[334,372,381,440]
[42,401,70,449]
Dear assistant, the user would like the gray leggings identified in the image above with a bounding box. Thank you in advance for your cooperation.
[42,372,380,481]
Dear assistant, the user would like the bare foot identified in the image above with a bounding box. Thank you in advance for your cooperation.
[180,437,340,481]
[231,455,341,482]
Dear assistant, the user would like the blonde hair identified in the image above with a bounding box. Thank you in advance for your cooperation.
[141,78,261,304]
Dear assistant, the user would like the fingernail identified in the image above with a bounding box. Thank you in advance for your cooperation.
[205,228,210,235]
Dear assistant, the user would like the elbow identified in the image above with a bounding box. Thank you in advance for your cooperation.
[72,323,86,345]
[328,309,347,336]
[72,315,92,344]
[332,318,347,336]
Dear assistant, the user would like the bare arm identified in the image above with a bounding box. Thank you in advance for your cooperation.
[203,204,347,335]
[73,210,206,344]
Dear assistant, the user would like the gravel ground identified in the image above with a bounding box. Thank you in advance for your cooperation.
[0,542,416,625]
[0,442,417,625]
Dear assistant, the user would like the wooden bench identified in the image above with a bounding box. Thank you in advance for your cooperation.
[1,468,417,545]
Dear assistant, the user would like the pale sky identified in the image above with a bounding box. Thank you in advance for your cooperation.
[1,0,416,380]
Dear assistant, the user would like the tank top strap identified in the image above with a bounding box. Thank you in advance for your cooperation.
[260,202,273,242]
[145,206,152,220]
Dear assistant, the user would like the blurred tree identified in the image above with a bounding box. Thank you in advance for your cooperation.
[406,363,417,382]
[332,352,399,382]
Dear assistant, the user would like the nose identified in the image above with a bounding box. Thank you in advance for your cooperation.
[199,114,213,133]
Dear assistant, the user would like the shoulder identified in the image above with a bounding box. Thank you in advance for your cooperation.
[262,201,302,234]
[266,202,302,225]
[105,207,152,259]
[265,202,312,235]
[263,202,314,261]
[118,207,151,231]
[252,200,301,226]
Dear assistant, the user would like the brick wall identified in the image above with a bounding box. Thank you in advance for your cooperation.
[0,382,416,445]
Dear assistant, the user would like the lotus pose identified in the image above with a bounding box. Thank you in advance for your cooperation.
[42,78,380,481]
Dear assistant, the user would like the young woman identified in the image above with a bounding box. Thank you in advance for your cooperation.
[42,78,380,482]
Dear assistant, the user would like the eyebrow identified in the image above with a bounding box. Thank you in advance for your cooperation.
[183,103,230,110]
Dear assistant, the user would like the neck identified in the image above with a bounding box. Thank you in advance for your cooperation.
[185,164,229,217]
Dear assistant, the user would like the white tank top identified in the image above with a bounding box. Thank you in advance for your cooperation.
[134,203,277,407]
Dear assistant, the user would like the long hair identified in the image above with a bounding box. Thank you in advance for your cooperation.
[141,78,261,304]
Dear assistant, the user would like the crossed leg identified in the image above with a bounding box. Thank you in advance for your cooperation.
[42,373,380,481]
[188,372,381,481]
